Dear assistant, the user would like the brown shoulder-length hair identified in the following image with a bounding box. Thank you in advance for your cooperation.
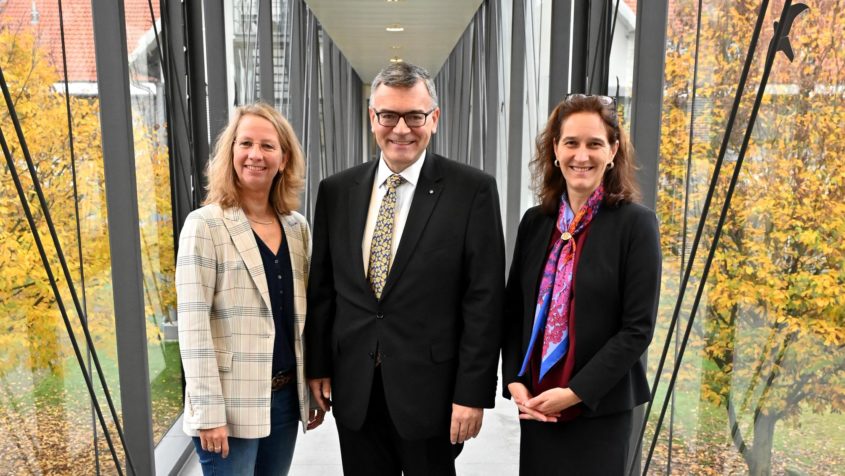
[203,102,305,215]
[530,95,640,215]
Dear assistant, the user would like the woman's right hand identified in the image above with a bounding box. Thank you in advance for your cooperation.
[198,426,229,458]
[507,382,559,423]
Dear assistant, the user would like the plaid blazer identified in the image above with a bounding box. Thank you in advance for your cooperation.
[177,204,312,438]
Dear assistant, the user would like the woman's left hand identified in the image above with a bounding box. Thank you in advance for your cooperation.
[522,387,581,416]
[307,408,325,430]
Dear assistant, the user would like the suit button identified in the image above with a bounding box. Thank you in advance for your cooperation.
[368,352,374,359]
[376,313,384,319]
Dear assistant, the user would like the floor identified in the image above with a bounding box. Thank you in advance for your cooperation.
[179,391,520,475]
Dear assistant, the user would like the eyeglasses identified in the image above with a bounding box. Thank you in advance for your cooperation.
[373,108,436,128]
[564,93,619,121]
[564,93,616,108]
[234,139,280,153]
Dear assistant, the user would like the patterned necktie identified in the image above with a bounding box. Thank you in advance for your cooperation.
[368,173,404,299]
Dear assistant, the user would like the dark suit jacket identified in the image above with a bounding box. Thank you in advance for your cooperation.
[501,202,661,416]
[306,153,505,439]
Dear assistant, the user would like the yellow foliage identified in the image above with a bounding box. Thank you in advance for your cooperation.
[655,0,845,429]
[0,25,175,377]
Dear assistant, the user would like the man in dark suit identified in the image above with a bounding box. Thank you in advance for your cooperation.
[305,62,505,475]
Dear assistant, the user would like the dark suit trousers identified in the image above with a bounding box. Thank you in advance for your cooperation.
[519,409,632,475]
[336,368,457,476]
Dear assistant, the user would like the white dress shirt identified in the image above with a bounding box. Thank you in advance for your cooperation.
[362,152,426,276]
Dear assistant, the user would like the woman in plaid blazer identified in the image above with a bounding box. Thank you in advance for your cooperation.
[176,103,322,475]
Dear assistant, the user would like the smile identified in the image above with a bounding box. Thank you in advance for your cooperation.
[245,164,267,171]
[569,166,594,172]
[390,140,414,146]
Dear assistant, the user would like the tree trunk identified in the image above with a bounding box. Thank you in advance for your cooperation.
[747,411,778,476]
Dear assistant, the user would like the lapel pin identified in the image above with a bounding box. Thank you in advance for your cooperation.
[428,189,434,194]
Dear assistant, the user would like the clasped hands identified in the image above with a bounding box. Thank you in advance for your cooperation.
[507,382,581,423]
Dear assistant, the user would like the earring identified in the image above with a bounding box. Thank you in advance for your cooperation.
[607,161,615,169]
[553,159,560,167]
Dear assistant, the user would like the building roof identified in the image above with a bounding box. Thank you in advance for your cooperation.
[0,0,161,82]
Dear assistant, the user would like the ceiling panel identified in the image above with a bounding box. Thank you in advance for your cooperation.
[304,0,482,82]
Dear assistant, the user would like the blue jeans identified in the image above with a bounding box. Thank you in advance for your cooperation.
[192,384,299,476]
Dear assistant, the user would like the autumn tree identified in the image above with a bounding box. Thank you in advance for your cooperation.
[656,1,845,474]
[0,21,117,471]
[1,18,174,470]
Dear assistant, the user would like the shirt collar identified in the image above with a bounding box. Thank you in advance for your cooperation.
[376,151,426,188]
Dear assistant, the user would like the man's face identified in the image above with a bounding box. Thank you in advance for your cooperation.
[369,81,440,173]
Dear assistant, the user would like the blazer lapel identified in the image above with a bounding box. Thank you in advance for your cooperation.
[348,160,379,288]
[526,213,556,303]
[222,207,272,311]
[280,214,306,337]
[522,212,555,341]
[380,154,443,300]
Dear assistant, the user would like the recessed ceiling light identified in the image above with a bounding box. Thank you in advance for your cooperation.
[390,56,404,63]
[386,24,404,32]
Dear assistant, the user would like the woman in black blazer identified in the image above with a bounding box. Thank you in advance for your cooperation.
[501,94,661,475]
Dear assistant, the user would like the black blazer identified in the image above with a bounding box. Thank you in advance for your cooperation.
[501,202,661,416]
[306,153,505,439]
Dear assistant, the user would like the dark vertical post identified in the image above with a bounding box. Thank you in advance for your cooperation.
[627,0,669,474]
[630,0,668,210]
[91,1,154,473]
[548,0,573,111]
[161,0,193,233]
[483,0,500,177]
[258,0,275,104]
[506,0,526,270]
[587,0,611,94]
[185,0,211,204]
[569,0,588,93]
[204,2,230,140]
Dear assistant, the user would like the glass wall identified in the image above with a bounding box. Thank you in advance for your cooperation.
[0,1,183,473]
[122,0,182,443]
[0,1,121,472]
[232,0,261,105]
[647,0,845,474]
[607,1,637,129]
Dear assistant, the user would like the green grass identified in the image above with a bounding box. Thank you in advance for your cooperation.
[644,365,845,474]
[148,340,184,440]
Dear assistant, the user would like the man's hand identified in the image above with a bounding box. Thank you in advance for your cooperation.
[450,404,483,444]
[198,426,229,458]
[522,387,580,418]
[507,382,558,422]
[307,377,332,412]
[307,408,326,430]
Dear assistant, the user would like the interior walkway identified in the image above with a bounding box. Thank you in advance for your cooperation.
[179,392,520,475]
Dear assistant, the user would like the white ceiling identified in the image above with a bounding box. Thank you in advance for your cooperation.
[304,0,483,82]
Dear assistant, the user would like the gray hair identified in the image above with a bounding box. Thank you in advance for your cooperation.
[369,62,438,108]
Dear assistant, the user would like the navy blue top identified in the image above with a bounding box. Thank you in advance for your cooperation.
[254,227,296,375]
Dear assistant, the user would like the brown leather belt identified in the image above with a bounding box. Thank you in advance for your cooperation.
[271,370,295,391]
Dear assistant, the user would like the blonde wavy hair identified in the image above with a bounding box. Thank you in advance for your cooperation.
[204,103,305,215]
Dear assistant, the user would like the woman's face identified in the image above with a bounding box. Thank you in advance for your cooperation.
[232,114,286,195]
[554,111,618,199]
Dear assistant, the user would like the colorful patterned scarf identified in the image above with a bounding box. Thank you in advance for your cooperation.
[518,186,604,382]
